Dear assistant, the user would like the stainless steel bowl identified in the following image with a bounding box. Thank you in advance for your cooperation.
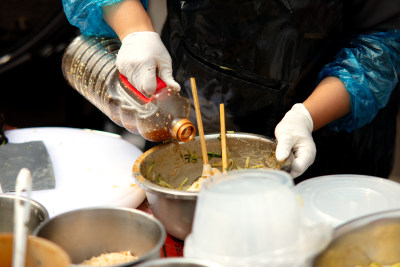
[0,234,71,267]
[135,258,226,267]
[0,194,49,234]
[33,207,166,266]
[313,209,400,266]
[132,133,292,240]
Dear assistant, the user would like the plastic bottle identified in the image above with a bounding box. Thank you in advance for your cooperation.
[62,35,196,143]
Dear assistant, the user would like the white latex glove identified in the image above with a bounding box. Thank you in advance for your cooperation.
[116,31,180,95]
[274,103,316,178]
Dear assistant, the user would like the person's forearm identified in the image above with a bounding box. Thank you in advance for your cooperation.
[303,76,351,131]
[102,0,155,41]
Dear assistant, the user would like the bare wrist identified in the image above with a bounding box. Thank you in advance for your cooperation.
[102,0,155,41]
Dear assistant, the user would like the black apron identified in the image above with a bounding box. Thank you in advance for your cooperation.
[161,0,400,181]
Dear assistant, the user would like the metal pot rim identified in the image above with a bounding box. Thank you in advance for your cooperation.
[135,257,226,267]
[333,208,400,238]
[0,193,49,220]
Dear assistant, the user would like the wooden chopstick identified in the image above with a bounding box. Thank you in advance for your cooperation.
[220,103,228,173]
[190,77,209,165]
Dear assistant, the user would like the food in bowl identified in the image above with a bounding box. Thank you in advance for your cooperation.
[80,251,137,266]
[140,133,290,191]
[313,209,400,267]
[0,234,71,267]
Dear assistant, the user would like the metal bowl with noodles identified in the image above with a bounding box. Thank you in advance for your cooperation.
[132,132,292,240]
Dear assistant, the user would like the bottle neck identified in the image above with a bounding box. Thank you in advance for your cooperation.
[171,118,196,142]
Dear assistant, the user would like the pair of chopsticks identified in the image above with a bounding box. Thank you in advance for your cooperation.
[190,78,228,175]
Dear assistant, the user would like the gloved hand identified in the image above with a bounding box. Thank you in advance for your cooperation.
[274,103,316,178]
[116,31,180,95]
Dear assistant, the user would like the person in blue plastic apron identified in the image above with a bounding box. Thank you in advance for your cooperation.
[62,0,400,182]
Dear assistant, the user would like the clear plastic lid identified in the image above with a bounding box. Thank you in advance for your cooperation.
[295,174,400,228]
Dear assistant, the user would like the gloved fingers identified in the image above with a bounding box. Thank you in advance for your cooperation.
[289,142,316,178]
[163,78,181,91]
[158,57,181,91]
[275,133,297,161]
[158,68,181,91]
[137,61,157,95]
[116,56,153,94]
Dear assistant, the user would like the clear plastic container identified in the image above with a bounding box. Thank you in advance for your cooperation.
[62,35,195,142]
[184,169,332,267]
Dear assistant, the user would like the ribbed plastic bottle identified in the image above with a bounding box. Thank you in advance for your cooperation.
[62,35,196,143]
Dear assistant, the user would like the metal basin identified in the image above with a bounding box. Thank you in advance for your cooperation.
[135,258,226,267]
[0,194,49,234]
[132,132,292,240]
[313,209,400,266]
[33,207,166,266]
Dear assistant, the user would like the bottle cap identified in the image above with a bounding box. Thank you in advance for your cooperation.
[171,119,196,143]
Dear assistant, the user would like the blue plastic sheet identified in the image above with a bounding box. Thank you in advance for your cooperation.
[62,0,149,37]
[318,30,400,132]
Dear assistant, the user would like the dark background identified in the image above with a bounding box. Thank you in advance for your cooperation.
[0,0,109,130]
